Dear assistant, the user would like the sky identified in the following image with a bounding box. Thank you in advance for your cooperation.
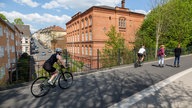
[0,0,152,33]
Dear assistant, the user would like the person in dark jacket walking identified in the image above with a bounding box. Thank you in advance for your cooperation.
[174,44,182,67]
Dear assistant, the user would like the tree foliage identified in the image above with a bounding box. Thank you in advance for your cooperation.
[136,0,192,49]
[0,13,8,21]
[100,26,132,67]
[13,18,24,25]
[17,53,30,82]
[104,26,125,50]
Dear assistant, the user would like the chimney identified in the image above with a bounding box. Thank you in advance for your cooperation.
[121,0,125,8]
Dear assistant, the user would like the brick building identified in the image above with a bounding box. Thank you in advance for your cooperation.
[0,18,22,84]
[66,1,145,69]
[35,25,66,50]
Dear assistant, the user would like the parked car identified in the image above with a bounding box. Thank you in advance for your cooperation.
[41,52,46,56]
[48,49,52,53]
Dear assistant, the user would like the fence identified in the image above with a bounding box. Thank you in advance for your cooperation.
[9,46,192,83]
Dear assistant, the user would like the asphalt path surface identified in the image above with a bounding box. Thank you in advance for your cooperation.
[0,55,192,108]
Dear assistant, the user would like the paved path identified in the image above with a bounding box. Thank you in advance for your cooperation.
[0,55,192,108]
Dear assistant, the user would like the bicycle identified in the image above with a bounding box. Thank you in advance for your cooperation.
[134,54,145,68]
[30,65,73,97]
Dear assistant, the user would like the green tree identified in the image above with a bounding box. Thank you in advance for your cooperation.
[0,13,8,21]
[13,18,24,25]
[136,0,192,57]
[100,26,131,67]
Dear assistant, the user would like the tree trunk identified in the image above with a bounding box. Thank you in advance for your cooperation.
[155,21,161,58]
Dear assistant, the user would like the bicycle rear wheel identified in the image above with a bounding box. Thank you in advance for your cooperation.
[58,72,73,89]
[31,77,50,97]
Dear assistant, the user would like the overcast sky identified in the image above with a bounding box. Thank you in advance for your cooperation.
[0,0,152,33]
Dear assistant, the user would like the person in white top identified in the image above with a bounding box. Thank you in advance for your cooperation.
[137,45,146,65]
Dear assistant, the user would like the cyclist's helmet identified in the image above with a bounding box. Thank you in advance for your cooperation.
[55,48,62,53]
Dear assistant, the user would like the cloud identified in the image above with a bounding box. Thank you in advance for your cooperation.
[0,11,71,33]
[42,0,122,11]
[13,0,39,7]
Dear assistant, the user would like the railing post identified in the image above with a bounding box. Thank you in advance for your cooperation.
[118,49,120,65]
[97,49,99,69]
[134,47,136,63]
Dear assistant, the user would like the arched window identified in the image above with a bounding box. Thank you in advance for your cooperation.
[119,17,126,28]
[89,16,92,26]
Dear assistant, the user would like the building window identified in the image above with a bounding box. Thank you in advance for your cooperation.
[89,31,92,41]
[81,20,84,28]
[12,46,15,52]
[77,34,80,42]
[25,47,28,52]
[89,47,92,56]
[86,32,88,41]
[82,46,84,55]
[11,33,14,40]
[89,16,92,26]
[86,18,88,27]
[0,66,5,80]
[82,33,84,41]
[74,35,76,42]
[119,17,126,28]
[25,39,28,43]
[0,25,3,36]
[85,46,88,55]
[78,46,80,54]
[0,46,4,57]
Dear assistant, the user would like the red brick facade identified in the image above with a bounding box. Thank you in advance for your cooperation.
[66,5,145,69]
[0,18,22,85]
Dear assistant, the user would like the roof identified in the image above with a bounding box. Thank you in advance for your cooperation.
[94,5,115,10]
[41,25,66,32]
[15,24,31,37]
[66,5,145,24]
[50,25,66,32]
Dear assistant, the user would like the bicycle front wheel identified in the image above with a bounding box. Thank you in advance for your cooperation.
[31,77,50,97]
[58,72,73,89]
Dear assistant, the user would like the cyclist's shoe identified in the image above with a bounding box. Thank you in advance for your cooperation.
[48,80,54,85]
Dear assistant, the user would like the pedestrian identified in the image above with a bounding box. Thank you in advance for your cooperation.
[174,44,182,67]
[157,45,166,67]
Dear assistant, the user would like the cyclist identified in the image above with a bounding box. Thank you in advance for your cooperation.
[137,45,146,65]
[43,48,65,85]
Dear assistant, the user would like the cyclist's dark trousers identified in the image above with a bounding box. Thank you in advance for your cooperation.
[43,62,56,74]
[137,53,143,62]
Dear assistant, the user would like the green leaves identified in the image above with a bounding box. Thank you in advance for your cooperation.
[13,18,24,25]
[136,0,192,48]
[105,26,125,50]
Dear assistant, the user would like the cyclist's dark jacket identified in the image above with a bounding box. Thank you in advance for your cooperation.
[43,54,58,73]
